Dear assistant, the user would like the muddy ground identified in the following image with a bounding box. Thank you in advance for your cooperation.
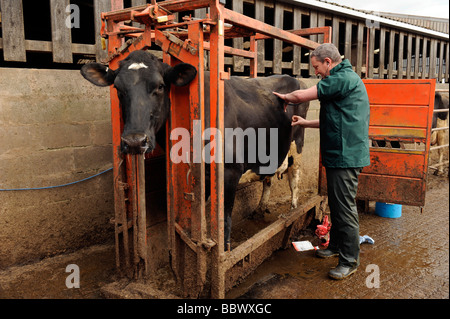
[228,169,449,299]
[0,163,447,300]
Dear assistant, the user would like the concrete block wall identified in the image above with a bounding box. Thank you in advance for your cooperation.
[0,68,114,269]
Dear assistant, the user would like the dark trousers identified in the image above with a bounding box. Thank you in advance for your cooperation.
[326,167,363,268]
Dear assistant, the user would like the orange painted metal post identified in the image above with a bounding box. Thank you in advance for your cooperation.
[157,18,209,297]
[209,0,226,299]
[187,21,208,295]
[249,35,257,78]
[106,8,129,274]
[163,52,177,282]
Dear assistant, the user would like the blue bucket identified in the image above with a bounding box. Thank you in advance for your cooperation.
[375,202,402,218]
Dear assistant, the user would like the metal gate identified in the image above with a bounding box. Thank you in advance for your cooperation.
[102,0,331,298]
[429,88,449,174]
[101,0,331,298]
[319,79,436,209]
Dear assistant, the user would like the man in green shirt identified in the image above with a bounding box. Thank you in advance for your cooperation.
[273,43,370,280]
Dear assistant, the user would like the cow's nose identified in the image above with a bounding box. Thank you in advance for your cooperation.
[121,133,150,154]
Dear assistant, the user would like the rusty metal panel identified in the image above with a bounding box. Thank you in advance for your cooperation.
[319,79,436,207]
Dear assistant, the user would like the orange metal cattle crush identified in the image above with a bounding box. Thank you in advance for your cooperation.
[100,0,330,298]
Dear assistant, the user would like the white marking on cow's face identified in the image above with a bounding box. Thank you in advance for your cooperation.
[128,62,148,70]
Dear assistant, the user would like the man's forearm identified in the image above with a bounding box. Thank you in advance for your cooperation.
[273,85,318,104]
[303,119,320,128]
[288,85,318,103]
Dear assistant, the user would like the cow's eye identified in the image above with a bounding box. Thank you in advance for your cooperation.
[150,83,165,96]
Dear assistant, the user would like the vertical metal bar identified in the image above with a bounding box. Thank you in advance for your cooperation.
[249,35,257,78]
[125,155,138,277]
[188,21,207,295]
[136,154,148,275]
[323,25,332,44]
[125,153,147,278]
[164,52,178,280]
[107,8,130,274]
[209,0,225,299]
[424,79,437,202]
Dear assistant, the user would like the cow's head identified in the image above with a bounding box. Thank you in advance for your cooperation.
[81,50,197,154]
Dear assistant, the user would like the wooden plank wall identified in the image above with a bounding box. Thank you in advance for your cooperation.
[0,0,108,62]
[0,0,27,61]
[0,0,448,83]
[198,0,449,82]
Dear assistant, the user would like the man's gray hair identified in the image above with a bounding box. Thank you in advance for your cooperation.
[310,43,342,63]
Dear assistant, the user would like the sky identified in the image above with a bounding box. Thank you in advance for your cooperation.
[323,0,449,19]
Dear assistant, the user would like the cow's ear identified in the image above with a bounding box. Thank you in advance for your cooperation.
[80,63,116,87]
[165,63,197,86]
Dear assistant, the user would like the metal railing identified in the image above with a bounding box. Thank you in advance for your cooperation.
[429,88,449,172]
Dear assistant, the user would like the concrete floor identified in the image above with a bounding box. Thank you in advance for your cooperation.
[227,171,449,299]
[0,171,448,301]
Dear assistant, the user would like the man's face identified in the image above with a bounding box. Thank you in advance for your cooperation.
[311,56,331,78]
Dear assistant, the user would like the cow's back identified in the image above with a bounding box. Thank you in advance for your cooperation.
[203,73,305,176]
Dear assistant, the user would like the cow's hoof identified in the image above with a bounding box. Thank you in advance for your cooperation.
[434,170,444,176]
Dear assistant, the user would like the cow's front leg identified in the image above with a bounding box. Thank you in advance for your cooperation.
[224,167,242,251]
[253,154,289,218]
[253,177,272,218]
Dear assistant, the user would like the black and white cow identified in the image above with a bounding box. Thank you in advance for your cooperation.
[431,91,449,175]
[81,50,309,248]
